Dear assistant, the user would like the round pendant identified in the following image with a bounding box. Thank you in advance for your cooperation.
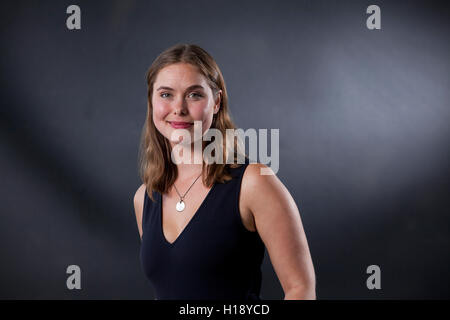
[176,200,185,212]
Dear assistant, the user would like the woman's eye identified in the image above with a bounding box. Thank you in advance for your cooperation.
[188,92,203,98]
[160,92,203,99]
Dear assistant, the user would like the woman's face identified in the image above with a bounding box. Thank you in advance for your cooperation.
[151,62,221,147]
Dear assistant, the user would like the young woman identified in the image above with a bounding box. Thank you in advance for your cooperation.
[133,43,316,300]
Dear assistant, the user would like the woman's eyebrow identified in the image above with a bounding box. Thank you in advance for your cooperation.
[156,85,205,91]
[185,85,205,91]
[156,86,174,91]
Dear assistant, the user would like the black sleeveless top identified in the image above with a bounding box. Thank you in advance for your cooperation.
[139,158,266,300]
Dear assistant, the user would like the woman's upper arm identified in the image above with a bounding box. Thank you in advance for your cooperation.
[242,163,316,298]
[133,184,146,240]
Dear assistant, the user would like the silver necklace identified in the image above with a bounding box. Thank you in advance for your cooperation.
[173,172,203,212]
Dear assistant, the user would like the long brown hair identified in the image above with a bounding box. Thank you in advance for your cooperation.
[138,43,247,201]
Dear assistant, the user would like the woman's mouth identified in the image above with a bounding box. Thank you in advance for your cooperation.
[168,121,193,129]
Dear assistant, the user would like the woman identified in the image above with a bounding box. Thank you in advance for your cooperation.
[133,43,316,300]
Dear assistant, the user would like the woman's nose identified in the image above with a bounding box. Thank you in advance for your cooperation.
[173,97,188,115]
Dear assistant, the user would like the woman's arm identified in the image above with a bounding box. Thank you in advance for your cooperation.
[133,184,146,241]
[241,163,316,300]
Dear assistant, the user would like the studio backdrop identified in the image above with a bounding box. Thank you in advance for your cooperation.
[0,0,449,299]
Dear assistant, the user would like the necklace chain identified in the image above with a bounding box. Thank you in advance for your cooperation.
[173,172,203,201]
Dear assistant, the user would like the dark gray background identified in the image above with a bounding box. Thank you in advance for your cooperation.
[1,0,449,299]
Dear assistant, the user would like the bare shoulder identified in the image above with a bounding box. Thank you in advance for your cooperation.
[133,184,147,239]
[241,162,289,217]
[242,162,285,195]
[241,163,315,297]
[133,183,147,207]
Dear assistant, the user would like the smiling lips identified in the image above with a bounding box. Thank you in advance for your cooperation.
[168,121,194,129]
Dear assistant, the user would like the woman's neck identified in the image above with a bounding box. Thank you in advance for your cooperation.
[171,143,205,180]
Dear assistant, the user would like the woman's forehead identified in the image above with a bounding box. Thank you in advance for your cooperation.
[154,63,207,88]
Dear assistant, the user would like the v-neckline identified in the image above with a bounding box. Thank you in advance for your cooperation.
[159,182,217,246]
